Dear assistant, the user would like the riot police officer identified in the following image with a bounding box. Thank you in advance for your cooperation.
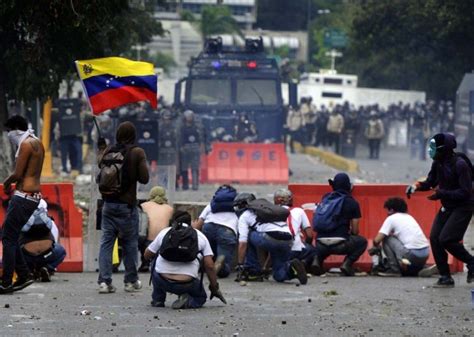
[158,109,178,169]
[178,110,205,190]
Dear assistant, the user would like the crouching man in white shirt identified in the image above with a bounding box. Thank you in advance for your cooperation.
[370,197,430,276]
[144,210,226,309]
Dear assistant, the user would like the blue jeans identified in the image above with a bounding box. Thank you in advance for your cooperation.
[246,231,293,282]
[151,271,207,308]
[202,223,237,278]
[23,243,67,272]
[98,202,139,285]
[2,195,39,285]
[290,243,318,269]
[60,135,83,173]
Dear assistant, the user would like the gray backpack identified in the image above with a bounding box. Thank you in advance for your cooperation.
[97,145,134,196]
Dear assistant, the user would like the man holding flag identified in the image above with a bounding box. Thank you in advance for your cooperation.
[76,57,155,293]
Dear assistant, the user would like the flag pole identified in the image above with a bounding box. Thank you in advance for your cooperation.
[92,116,102,139]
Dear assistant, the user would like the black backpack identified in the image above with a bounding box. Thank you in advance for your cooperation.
[159,222,199,262]
[247,198,290,224]
[210,185,237,213]
[97,144,135,196]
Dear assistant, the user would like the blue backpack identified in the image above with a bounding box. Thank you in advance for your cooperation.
[210,185,237,213]
[312,192,347,233]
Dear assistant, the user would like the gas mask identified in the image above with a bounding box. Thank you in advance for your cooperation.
[428,139,437,159]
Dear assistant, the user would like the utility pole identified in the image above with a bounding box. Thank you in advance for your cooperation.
[306,0,312,64]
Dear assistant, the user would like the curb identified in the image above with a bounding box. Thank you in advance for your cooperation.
[295,143,359,173]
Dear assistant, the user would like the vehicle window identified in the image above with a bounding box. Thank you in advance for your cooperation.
[236,80,278,106]
[189,79,231,105]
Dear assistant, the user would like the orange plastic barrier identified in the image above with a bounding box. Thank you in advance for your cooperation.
[289,184,464,273]
[0,183,83,272]
[206,143,289,184]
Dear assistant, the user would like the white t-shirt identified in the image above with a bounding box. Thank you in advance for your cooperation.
[199,204,238,234]
[379,213,429,250]
[147,225,213,279]
[238,210,291,243]
[286,207,311,251]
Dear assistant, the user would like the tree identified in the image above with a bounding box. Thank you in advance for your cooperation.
[341,0,474,100]
[0,0,164,123]
[0,0,163,178]
[181,5,241,39]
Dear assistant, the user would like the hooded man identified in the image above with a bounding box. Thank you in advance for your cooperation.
[97,121,150,294]
[138,186,174,272]
[406,133,474,287]
[310,173,367,276]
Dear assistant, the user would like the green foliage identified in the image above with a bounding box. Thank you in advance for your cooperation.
[341,0,474,99]
[152,52,176,74]
[0,0,164,113]
[199,5,241,38]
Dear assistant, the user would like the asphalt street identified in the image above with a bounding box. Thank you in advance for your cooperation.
[4,144,473,336]
[0,271,473,336]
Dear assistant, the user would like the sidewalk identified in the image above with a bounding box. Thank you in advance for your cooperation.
[0,272,472,336]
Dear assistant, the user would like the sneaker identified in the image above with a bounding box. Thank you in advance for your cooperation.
[98,282,116,294]
[124,280,142,292]
[309,258,324,276]
[376,270,402,277]
[0,284,14,295]
[150,301,165,308]
[214,255,226,276]
[12,276,35,292]
[418,264,439,277]
[340,260,355,277]
[290,259,308,285]
[432,275,455,288]
[234,269,264,282]
[172,294,190,309]
[39,267,51,282]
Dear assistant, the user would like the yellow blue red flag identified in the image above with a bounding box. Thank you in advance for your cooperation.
[75,57,157,115]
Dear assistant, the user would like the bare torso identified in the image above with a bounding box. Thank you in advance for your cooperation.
[23,239,53,255]
[141,202,173,241]
[15,137,45,193]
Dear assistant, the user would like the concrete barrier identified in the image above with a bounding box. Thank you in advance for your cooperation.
[295,143,359,173]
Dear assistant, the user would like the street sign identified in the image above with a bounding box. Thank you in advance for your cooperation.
[323,29,348,49]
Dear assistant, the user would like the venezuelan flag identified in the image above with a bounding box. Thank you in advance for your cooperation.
[75,57,157,115]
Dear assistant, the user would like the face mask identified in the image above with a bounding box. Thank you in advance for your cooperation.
[7,130,25,146]
[428,139,437,159]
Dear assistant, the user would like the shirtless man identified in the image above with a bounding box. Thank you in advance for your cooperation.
[1,115,44,294]
[138,186,173,272]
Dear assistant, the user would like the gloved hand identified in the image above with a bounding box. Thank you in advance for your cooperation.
[405,184,417,199]
[427,191,440,200]
[97,137,106,149]
[209,282,227,304]
[368,246,381,256]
